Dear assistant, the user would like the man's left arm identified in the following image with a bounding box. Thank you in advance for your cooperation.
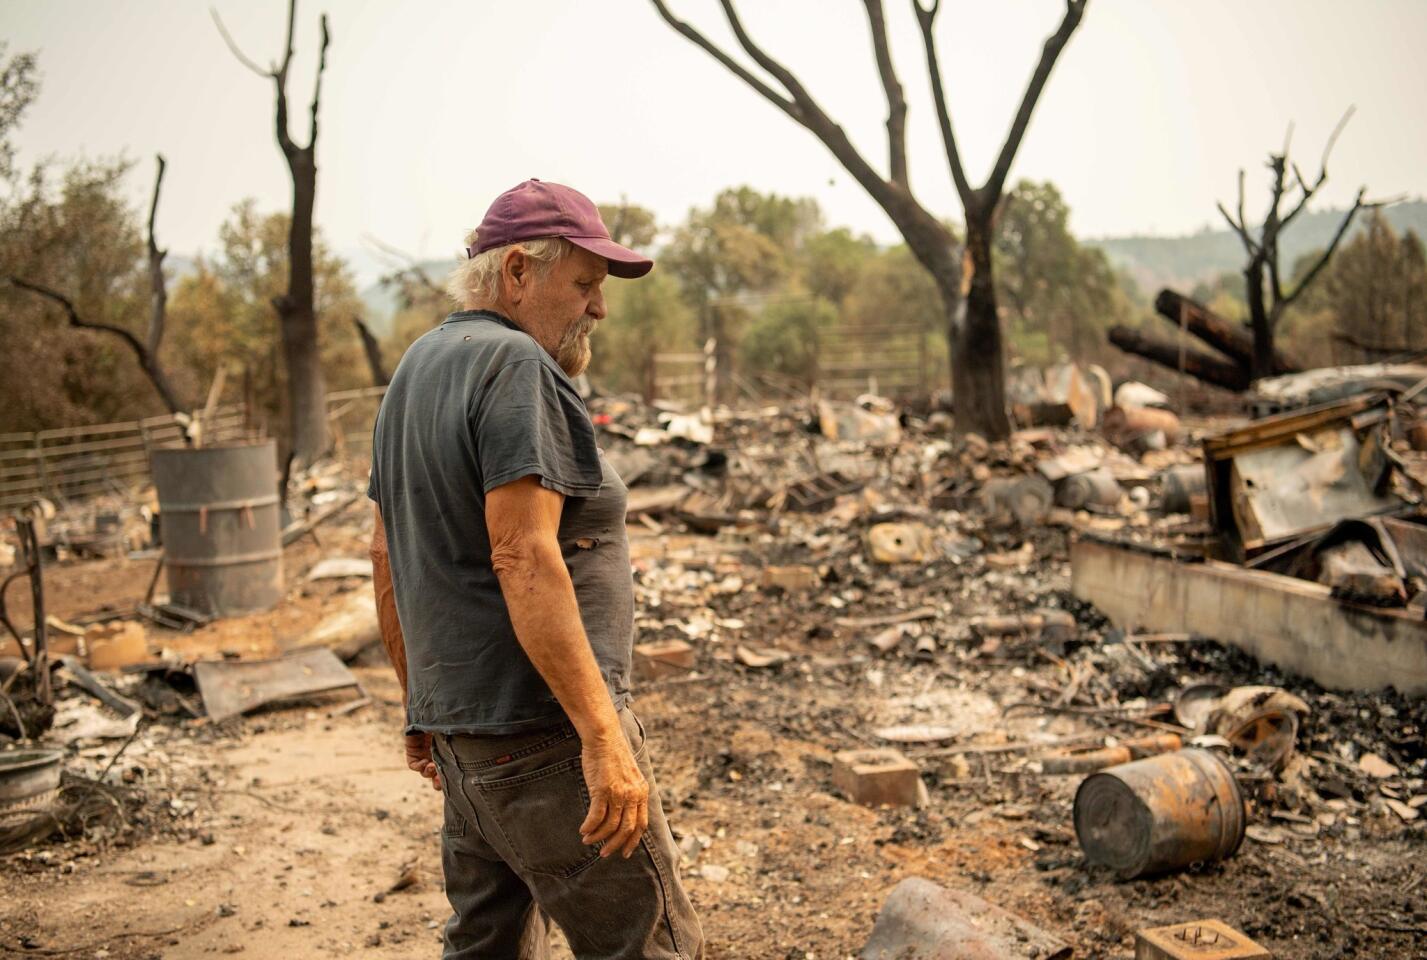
[370,504,440,791]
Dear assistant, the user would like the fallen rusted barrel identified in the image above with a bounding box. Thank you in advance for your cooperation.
[1073,748,1244,879]
[1055,467,1121,510]
[1160,463,1207,515]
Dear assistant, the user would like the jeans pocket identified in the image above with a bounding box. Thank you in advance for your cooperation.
[476,756,602,878]
[432,747,467,839]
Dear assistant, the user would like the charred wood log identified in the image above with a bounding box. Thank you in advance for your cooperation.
[1153,289,1299,374]
[1107,325,1251,392]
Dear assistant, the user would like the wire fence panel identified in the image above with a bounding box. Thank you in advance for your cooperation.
[0,405,251,511]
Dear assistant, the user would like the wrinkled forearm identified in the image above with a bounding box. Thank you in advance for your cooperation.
[370,513,409,708]
[494,541,621,746]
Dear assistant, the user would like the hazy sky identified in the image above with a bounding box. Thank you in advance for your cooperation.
[5,0,1425,283]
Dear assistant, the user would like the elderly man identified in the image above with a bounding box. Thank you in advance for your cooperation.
[367,180,703,960]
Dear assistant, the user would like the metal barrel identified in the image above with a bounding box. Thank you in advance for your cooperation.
[0,749,64,825]
[1161,463,1208,515]
[1073,748,1244,879]
[1055,468,1121,510]
[151,441,282,616]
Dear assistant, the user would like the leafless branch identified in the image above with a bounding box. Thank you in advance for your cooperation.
[982,0,1087,203]
[1263,155,1290,303]
[145,154,168,359]
[1279,107,1354,233]
[649,0,902,219]
[649,0,795,118]
[7,276,182,413]
[1281,187,1369,310]
[210,8,272,78]
[912,0,973,205]
[351,316,390,386]
[716,0,815,113]
[279,0,297,83]
[862,0,907,187]
[1320,106,1355,176]
[307,14,330,150]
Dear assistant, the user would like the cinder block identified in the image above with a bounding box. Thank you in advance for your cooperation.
[634,639,695,679]
[1136,920,1270,960]
[759,565,819,592]
[832,748,922,807]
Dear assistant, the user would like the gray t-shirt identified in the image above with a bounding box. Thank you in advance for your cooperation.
[367,310,634,735]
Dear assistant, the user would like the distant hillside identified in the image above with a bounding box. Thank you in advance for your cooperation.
[1088,199,1427,294]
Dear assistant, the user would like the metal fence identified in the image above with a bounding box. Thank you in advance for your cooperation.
[326,385,386,458]
[817,321,932,400]
[0,405,251,511]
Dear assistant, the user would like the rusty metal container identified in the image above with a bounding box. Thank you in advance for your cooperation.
[151,441,282,617]
[0,749,63,824]
[1055,467,1122,510]
[1161,463,1208,515]
[1073,748,1244,879]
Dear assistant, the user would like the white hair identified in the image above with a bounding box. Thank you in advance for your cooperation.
[445,232,572,308]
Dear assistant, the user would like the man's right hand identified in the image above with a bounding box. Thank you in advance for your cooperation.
[579,734,649,859]
[405,731,442,791]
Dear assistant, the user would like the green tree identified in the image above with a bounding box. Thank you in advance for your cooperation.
[587,271,698,399]
[598,202,659,249]
[841,244,946,391]
[739,296,838,386]
[661,187,822,402]
[0,44,39,182]
[0,158,171,430]
[994,180,1128,365]
[800,227,877,308]
[662,187,818,308]
[1286,212,1427,365]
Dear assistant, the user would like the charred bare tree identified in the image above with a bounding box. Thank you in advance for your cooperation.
[215,0,332,467]
[352,316,390,387]
[1217,110,1375,380]
[1152,289,1300,375]
[651,0,1087,439]
[8,154,183,414]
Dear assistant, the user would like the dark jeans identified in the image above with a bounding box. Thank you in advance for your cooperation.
[430,708,703,959]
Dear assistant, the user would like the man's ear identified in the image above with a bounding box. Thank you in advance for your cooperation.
[501,248,530,304]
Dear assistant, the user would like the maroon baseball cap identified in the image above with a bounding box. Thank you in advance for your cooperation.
[468,179,653,279]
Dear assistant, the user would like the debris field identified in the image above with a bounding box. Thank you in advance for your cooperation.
[2,361,1426,958]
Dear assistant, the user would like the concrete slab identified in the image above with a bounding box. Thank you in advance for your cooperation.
[1071,537,1427,695]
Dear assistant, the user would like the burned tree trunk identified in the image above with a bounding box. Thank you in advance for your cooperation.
[352,317,390,387]
[652,0,1086,440]
[956,217,1009,437]
[1108,326,1250,392]
[216,0,332,467]
[1153,289,1299,375]
[1216,111,1377,382]
[281,133,328,465]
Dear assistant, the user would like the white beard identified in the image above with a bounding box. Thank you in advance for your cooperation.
[556,316,596,377]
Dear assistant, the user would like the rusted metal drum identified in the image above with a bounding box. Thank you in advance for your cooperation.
[1161,463,1208,515]
[1055,467,1121,510]
[151,441,282,616]
[1073,748,1244,879]
[0,749,63,827]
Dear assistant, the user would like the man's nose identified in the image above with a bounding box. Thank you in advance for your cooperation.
[587,286,607,322]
